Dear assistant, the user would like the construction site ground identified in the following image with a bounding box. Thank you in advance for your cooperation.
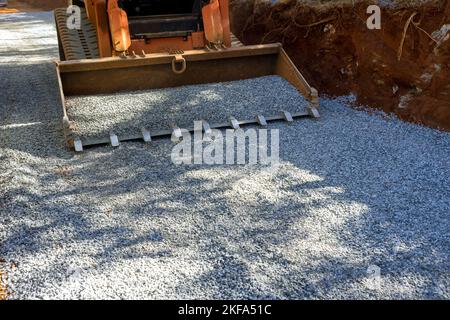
[0,1,449,299]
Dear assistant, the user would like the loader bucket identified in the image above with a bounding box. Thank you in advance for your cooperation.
[56,43,319,151]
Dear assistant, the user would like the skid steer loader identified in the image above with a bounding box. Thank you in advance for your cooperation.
[55,0,319,151]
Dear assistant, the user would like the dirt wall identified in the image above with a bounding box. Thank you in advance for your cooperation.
[231,0,450,131]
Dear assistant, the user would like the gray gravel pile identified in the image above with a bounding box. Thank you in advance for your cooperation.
[66,76,309,138]
[1,12,449,299]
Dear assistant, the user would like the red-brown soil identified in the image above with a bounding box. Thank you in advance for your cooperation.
[231,0,450,131]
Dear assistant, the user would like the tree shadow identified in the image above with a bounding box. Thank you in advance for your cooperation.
[1,10,449,299]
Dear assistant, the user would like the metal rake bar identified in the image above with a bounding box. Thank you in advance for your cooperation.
[71,109,319,152]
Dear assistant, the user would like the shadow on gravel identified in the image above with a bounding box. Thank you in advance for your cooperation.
[0,20,449,298]
[1,68,449,298]
[3,137,448,298]
[2,136,450,299]
[0,63,70,159]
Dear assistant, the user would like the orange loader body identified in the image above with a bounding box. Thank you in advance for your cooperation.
[83,0,231,57]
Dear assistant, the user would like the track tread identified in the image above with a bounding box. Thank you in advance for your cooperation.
[55,7,100,60]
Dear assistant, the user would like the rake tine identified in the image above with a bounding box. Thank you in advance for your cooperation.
[141,128,152,142]
[172,125,183,141]
[202,120,212,135]
[282,111,294,123]
[229,117,240,130]
[110,133,120,147]
[256,115,267,126]
[308,107,320,118]
[73,138,83,152]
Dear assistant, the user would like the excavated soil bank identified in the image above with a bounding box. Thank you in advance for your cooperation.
[231,0,450,131]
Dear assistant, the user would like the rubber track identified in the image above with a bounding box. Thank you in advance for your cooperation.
[54,8,100,60]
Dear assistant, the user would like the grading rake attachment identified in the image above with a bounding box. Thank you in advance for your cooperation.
[56,43,320,152]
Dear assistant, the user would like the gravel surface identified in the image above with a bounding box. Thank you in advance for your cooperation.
[66,76,309,139]
[1,12,449,300]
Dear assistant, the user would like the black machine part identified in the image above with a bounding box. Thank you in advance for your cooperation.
[117,0,206,39]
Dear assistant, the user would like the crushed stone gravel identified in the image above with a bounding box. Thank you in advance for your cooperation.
[66,76,309,139]
[0,12,449,299]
